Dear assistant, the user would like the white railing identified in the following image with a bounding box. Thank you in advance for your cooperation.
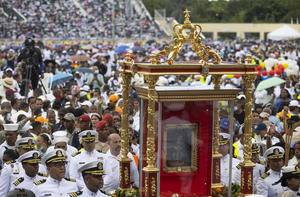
[0,8,8,17]
[12,8,26,22]
[71,0,88,17]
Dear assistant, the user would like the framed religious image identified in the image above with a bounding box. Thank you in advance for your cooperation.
[163,123,198,173]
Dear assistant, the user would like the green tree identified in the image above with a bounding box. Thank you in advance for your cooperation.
[143,0,300,23]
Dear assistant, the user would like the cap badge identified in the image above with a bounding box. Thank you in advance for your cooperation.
[57,150,63,157]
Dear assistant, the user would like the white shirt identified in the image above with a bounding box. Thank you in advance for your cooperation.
[254,90,274,105]
[131,143,140,158]
[69,149,107,189]
[80,186,110,197]
[11,110,30,123]
[288,156,299,166]
[32,176,79,197]
[9,173,47,191]
[132,111,140,132]
[102,150,139,192]
[256,135,280,154]
[220,154,240,187]
[0,141,15,163]
[255,169,284,197]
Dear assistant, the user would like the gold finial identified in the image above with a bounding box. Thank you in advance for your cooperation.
[149,9,220,67]
[150,53,158,64]
[246,53,251,64]
[124,52,134,68]
[184,9,191,24]
[125,53,132,63]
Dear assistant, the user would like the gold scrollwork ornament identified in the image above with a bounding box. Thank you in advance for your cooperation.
[124,167,129,184]
[145,177,148,195]
[149,9,221,80]
[151,177,156,197]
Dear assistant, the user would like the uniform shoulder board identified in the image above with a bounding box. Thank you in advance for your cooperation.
[38,172,48,177]
[261,172,270,179]
[34,179,47,185]
[65,177,76,182]
[236,163,242,169]
[13,177,24,186]
[100,190,111,196]
[5,160,16,164]
[72,152,81,157]
[259,160,265,165]
[69,191,82,197]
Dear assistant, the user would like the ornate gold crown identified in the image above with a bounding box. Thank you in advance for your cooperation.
[149,9,220,77]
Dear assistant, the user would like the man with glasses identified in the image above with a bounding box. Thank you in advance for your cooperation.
[32,149,79,196]
[69,130,110,189]
[9,150,46,191]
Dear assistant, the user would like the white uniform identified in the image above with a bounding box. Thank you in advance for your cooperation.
[255,169,284,197]
[233,162,265,193]
[31,176,79,197]
[102,150,139,192]
[280,187,299,197]
[9,173,47,191]
[220,154,240,187]
[69,149,108,189]
[76,186,110,197]
[0,141,15,162]
[0,161,47,196]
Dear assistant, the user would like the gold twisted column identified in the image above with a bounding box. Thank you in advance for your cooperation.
[240,72,256,195]
[143,75,159,197]
[211,75,223,189]
[120,71,132,189]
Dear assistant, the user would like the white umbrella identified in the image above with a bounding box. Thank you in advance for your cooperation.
[267,25,300,40]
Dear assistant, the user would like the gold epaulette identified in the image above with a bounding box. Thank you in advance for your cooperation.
[38,172,48,177]
[5,160,16,165]
[261,172,270,179]
[34,179,46,185]
[13,177,24,186]
[69,191,82,197]
[236,163,242,169]
[100,190,112,196]
[259,160,265,165]
[65,177,76,182]
[72,152,81,157]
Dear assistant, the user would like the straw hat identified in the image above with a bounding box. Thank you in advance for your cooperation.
[2,78,14,89]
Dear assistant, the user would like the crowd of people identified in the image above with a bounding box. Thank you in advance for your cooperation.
[0,0,164,40]
[0,37,298,196]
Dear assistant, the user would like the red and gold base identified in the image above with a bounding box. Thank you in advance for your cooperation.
[240,165,254,195]
[211,155,223,186]
[143,169,159,197]
[120,158,132,189]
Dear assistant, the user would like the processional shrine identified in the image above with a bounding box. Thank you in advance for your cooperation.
[119,9,257,196]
